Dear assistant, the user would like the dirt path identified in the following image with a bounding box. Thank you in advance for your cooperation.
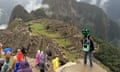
[56,59,107,72]
[27,57,40,72]
[27,57,53,72]
[27,57,107,72]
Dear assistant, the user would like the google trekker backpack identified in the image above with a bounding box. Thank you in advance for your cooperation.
[82,38,90,52]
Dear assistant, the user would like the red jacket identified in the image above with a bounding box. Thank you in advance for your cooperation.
[16,51,23,62]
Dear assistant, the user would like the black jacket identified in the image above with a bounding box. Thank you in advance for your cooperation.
[21,48,27,55]
[89,39,94,52]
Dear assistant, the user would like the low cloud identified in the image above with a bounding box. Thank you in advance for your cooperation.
[0,9,3,20]
[76,0,81,2]
[24,0,49,13]
[0,24,7,30]
[90,0,97,5]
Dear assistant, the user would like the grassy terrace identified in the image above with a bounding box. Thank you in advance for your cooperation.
[29,22,71,47]
[29,22,76,61]
[29,22,75,61]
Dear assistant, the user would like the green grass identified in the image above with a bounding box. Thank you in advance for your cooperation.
[29,22,74,61]
[30,23,59,37]
[54,38,71,47]
[61,48,76,62]
[30,22,71,47]
[65,51,76,62]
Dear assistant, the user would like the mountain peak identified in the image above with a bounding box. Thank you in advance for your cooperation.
[9,5,32,23]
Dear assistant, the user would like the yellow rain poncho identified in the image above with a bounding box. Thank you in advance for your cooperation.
[52,57,59,72]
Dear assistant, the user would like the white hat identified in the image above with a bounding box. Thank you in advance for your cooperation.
[38,50,40,53]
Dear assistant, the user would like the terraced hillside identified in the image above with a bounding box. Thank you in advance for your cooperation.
[1,18,83,62]
[28,18,83,61]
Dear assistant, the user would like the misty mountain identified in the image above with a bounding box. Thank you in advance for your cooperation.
[0,0,120,47]
[77,0,120,21]
[31,8,48,19]
[106,0,120,20]
[0,0,43,25]
[1,0,120,71]
[8,0,120,47]
[41,0,120,47]
[9,5,32,23]
[7,8,120,72]
[0,0,120,25]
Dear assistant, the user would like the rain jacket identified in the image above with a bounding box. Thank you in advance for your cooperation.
[16,51,23,62]
[52,57,59,71]
[35,51,41,65]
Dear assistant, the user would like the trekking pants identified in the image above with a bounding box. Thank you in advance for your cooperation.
[84,51,93,67]
[14,62,20,72]
[39,62,45,72]
[40,69,45,72]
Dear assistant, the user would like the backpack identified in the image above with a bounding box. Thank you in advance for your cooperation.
[82,38,90,52]
[39,54,45,70]
[45,49,52,57]
[1,59,9,72]
[39,54,45,64]
[0,59,4,71]
[21,48,27,55]
[18,60,32,72]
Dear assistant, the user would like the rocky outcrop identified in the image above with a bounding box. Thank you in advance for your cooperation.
[56,59,107,72]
